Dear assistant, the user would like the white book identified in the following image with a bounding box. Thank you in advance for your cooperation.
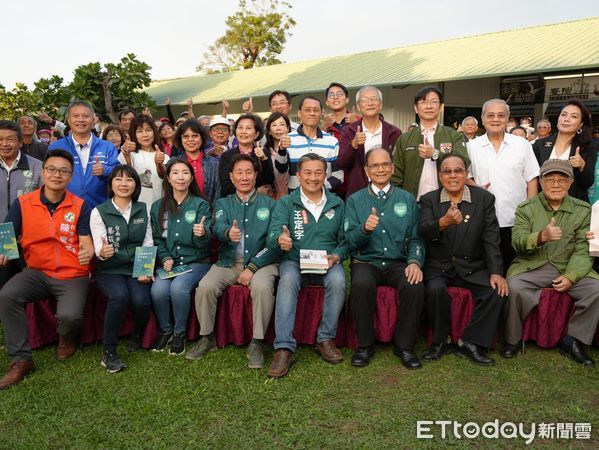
[300,249,328,274]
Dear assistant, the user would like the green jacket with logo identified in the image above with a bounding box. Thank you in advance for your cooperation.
[345,185,425,268]
[213,191,279,272]
[391,124,469,197]
[267,189,348,263]
[507,193,599,283]
[96,200,149,276]
[150,195,211,266]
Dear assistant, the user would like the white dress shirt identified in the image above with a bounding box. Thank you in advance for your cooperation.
[300,187,327,222]
[363,121,383,154]
[72,134,93,172]
[467,133,539,227]
[417,124,439,200]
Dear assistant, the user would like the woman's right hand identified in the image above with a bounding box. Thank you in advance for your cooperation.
[586,231,595,241]
[163,258,174,272]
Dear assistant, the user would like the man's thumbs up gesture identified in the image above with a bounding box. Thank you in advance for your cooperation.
[352,125,366,149]
[228,219,241,243]
[364,207,380,232]
[278,225,292,251]
[92,155,104,176]
[541,217,562,243]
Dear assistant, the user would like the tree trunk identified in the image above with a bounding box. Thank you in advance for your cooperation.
[101,72,118,124]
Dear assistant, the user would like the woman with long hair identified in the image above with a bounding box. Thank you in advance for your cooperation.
[102,125,126,149]
[533,100,598,202]
[119,114,169,212]
[90,165,153,372]
[264,112,292,199]
[218,113,275,197]
[172,119,220,205]
[150,158,211,356]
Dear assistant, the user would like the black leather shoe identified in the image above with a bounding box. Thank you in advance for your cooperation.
[423,342,453,361]
[456,341,495,366]
[351,347,374,367]
[393,347,422,370]
[560,338,595,367]
[500,342,520,359]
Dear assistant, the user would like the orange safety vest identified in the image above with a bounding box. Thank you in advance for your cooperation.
[19,189,89,279]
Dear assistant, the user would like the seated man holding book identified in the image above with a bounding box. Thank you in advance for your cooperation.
[0,149,94,389]
[188,154,279,369]
[266,153,348,378]
[345,146,425,369]
[503,159,599,367]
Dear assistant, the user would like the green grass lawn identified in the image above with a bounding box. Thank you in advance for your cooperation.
[0,332,597,449]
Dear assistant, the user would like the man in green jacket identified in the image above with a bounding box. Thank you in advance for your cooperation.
[345,147,425,369]
[188,154,279,368]
[391,86,469,200]
[504,159,599,367]
[267,153,348,378]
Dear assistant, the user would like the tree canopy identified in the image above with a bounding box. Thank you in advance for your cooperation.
[0,54,154,123]
[197,0,296,74]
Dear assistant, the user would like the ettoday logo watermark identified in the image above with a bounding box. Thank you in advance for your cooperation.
[416,420,592,444]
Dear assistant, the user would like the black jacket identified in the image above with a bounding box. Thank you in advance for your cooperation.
[418,186,503,286]
[532,133,599,203]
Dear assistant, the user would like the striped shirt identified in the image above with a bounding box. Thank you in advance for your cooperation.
[287,125,343,192]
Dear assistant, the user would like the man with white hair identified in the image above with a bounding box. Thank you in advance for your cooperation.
[467,98,540,273]
[461,116,479,142]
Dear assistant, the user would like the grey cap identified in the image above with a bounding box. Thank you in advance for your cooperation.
[540,159,573,178]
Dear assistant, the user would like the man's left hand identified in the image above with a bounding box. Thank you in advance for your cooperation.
[237,269,254,286]
[552,275,573,292]
[490,274,509,296]
[326,254,340,268]
[404,263,423,285]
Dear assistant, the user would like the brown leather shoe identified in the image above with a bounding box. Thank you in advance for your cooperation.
[315,340,343,364]
[0,360,35,389]
[56,335,77,361]
[267,349,295,378]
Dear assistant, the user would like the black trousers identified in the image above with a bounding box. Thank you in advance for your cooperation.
[350,262,424,349]
[425,273,504,348]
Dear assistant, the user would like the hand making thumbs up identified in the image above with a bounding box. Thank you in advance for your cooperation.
[99,236,115,259]
[193,216,207,237]
[278,225,292,251]
[569,146,584,170]
[242,97,254,113]
[154,145,165,165]
[279,131,291,150]
[92,155,104,176]
[541,217,562,243]
[254,146,267,161]
[78,241,92,265]
[228,219,241,243]
[364,207,380,232]
[352,125,366,149]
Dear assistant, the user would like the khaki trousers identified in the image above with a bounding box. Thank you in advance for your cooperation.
[195,262,278,339]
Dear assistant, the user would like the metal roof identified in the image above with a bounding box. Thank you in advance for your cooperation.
[146,17,599,105]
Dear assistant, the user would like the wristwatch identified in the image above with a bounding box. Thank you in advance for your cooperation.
[432,149,440,161]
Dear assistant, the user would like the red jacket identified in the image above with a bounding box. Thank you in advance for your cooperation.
[19,189,89,279]
[338,117,402,198]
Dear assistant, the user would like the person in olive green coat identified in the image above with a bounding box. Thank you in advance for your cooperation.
[91,165,154,373]
[504,159,599,367]
[391,86,469,200]
[150,158,212,356]
[188,154,279,368]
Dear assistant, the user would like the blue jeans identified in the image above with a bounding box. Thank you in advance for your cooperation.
[274,259,346,352]
[151,263,210,335]
[96,273,151,353]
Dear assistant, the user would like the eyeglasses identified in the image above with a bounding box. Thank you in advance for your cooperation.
[211,127,229,133]
[417,100,441,106]
[44,166,72,177]
[367,162,393,170]
[440,168,466,175]
[541,177,570,187]
[327,91,346,99]
[358,96,380,105]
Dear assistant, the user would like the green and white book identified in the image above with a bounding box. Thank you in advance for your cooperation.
[0,222,19,260]
[157,264,193,280]
[132,246,157,278]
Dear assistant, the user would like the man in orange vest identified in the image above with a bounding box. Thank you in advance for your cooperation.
[0,149,94,389]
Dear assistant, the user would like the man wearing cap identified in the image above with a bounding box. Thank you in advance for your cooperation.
[205,117,231,159]
[503,159,599,367]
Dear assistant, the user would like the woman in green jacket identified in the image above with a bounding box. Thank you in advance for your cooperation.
[150,158,212,356]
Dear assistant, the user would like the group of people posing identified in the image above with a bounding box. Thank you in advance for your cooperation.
[0,82,598,390]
